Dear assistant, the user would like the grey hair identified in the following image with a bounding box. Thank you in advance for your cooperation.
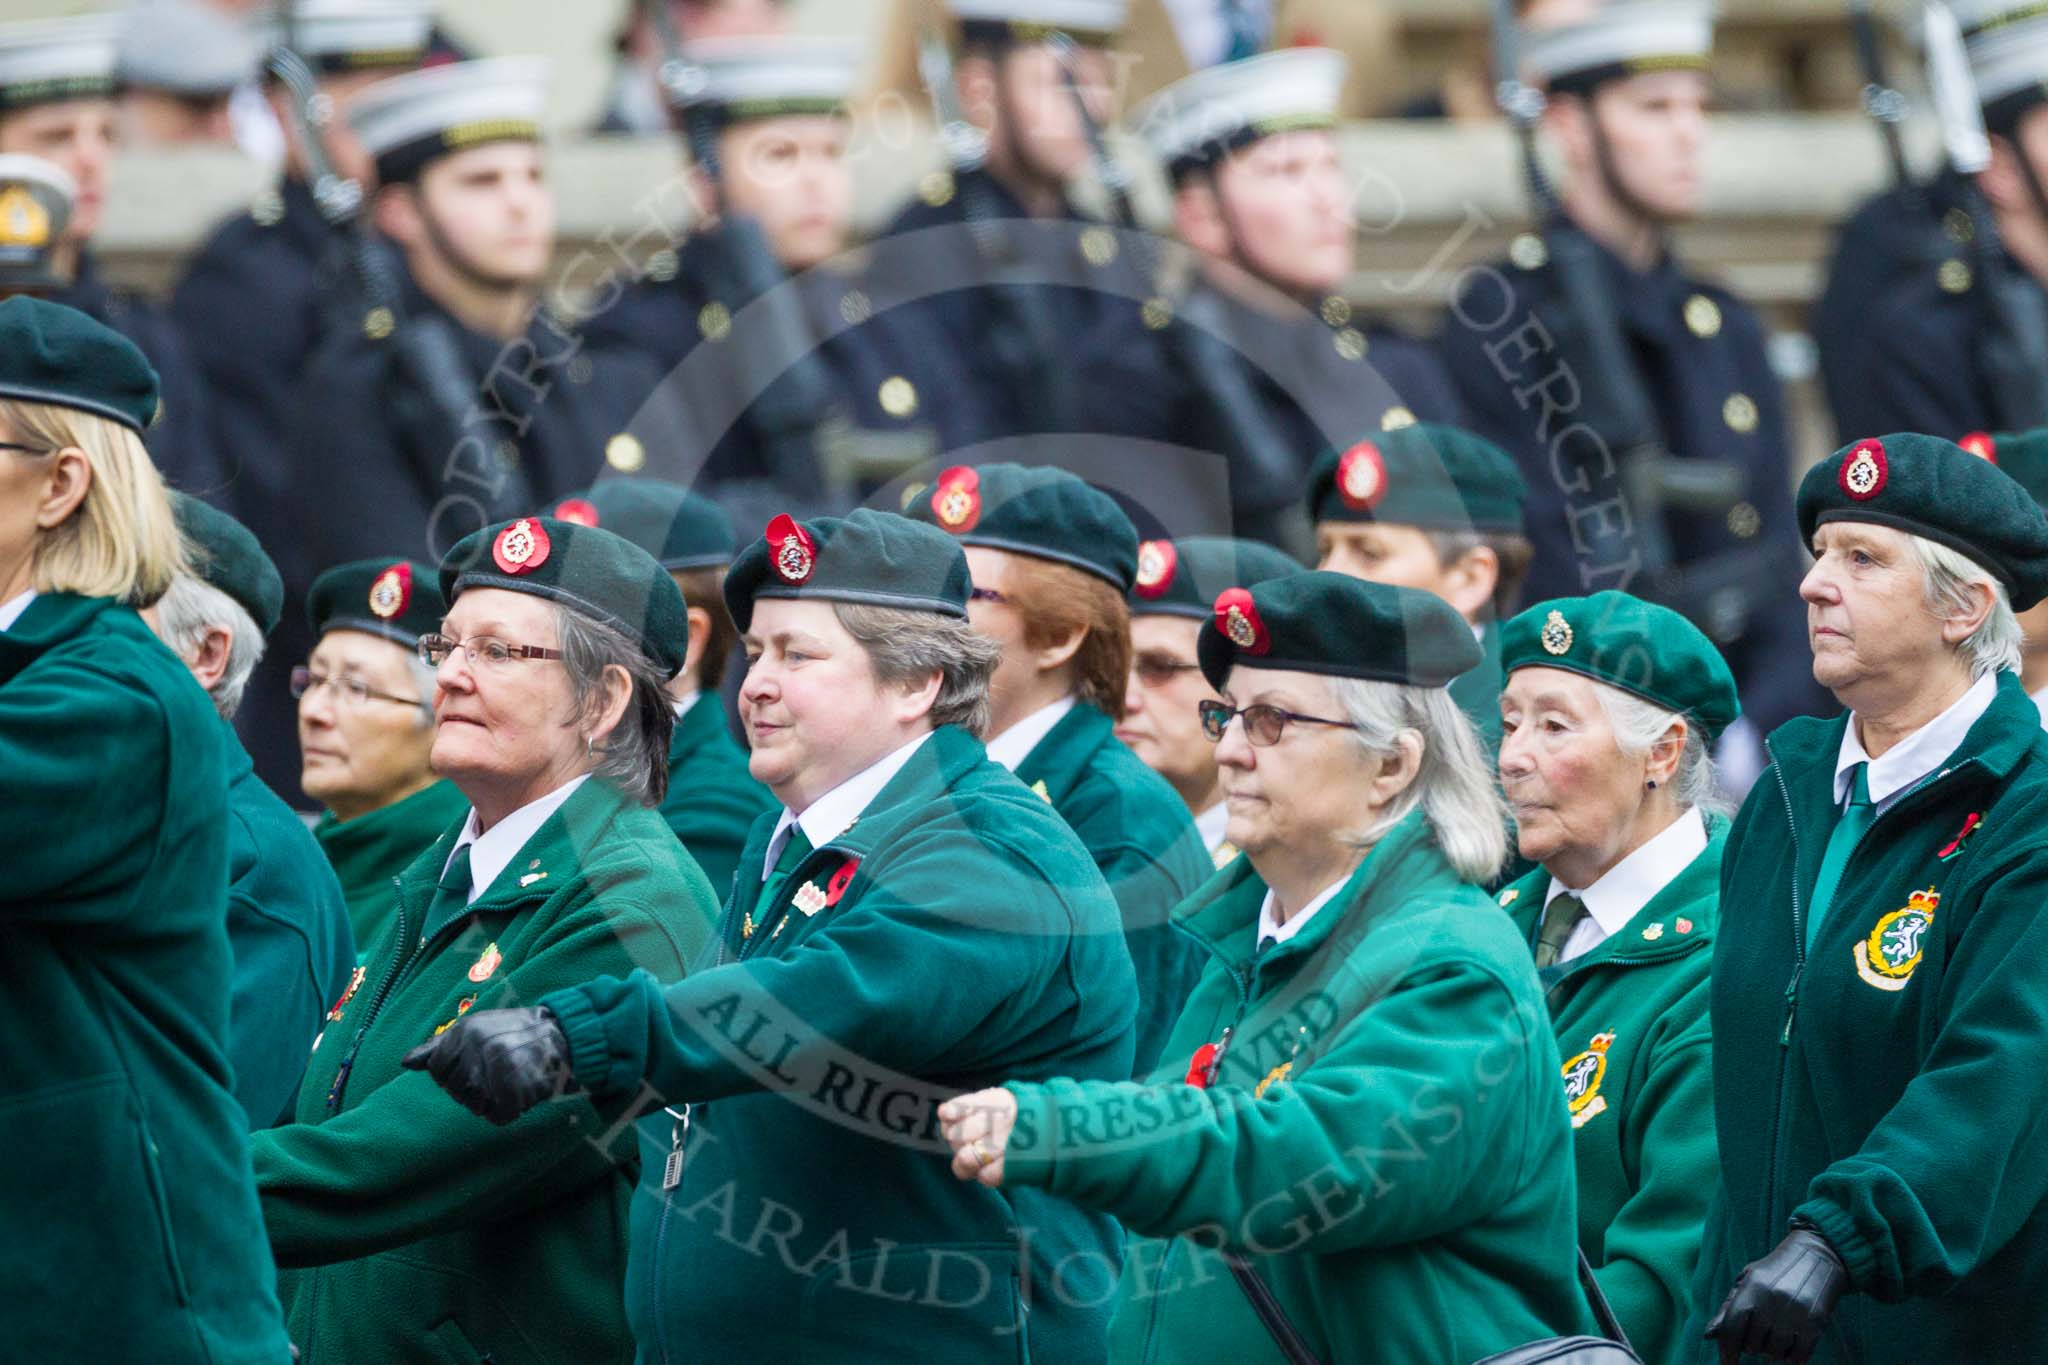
[553,604,674,808]
[154,573,264,720]
[402,652,438,728]
[1328,676,1510,884]
[1910,534,2023,681]
[1591,684,1731,818]
[833,603,1002,737]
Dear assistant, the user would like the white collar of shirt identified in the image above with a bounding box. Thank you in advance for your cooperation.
[763,731,934,879]
[983,696,1076,771]
[1194,801,1231,853]
[446,774,591,905]
[2032,683,2048,730]
[1835,671,1997,809]
[670,690,701,719]
[1256,877,1348,949]
[1544,806,1708,959]
[0,588,35,632]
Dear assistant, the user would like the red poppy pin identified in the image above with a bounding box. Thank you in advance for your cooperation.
[766,513,816,584]
[1134,539,1177,599]
[367,562,411,621]
[1185,1042,1219,1089]
[492,518,551,574]
[1960,432,1998,464]
[1336,440,1388,511]
[1213,587,1271,656]
[1938,812,1983,862]
[825,857,861,907]
[553,497,600,527]
[931,465,981,533]
[1840,439,1887,501]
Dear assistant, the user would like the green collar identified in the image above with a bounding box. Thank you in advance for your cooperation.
[667,692,725,766]
[315,779,468,874]
[217,714,255,788]
[0,591,116,682]
[1766,671,2044,810]
[1012,700,1114,806]
[1502,814,1727,974]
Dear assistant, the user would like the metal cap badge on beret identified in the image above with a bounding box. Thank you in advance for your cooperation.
[440,517,690,679]
[1501,590,1740,742]
[1136,47,1347,178]
[0,15,118,112]
[1131,535,1303,619]
[349,57,551,185]
[1798,432,2048,609]
[308,557,445,648]
[1307,422,1528,533]
[550,478,735,571]
[0,295,159,434]
[905,462,1138,591]
[0,154,73,291]
[724,508,972,632]
[172,494,284,637]
[1197,570,1483,691]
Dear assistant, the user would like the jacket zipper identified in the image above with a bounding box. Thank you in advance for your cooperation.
[326,875,415,1112]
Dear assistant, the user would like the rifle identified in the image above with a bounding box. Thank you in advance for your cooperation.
[1924,0,2048,428]
[1850,0,1913,192]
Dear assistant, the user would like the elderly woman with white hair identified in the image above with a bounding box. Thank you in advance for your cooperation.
[937,571,1592,1362]
[1493,590,1741,1363]
[1696,434,2048,1365]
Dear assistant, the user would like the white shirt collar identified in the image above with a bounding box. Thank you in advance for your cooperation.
[445,773,591,905]
[2032,683,2048,730]
[670,690,701,719]
[1194,801,1231,853]
[0,589,36,632]
[1545,806,1707,951]
[762,731,933,879]
[1835,671,1998,809]
[1255,876,1348,949]
[983,696,1076,771]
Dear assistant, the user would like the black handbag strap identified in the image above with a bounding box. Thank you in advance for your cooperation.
[1576,1248,1634,1353]
[1224,1251,1326,1365]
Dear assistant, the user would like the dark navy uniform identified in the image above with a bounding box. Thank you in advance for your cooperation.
[1439,219,1827,736]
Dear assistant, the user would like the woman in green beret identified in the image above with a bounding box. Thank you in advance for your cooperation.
[937,571,1592,1362]
[249,517,719,1365]
[0,295,288,1360]
[299,558,470,952]
[1493,590,1738,1363]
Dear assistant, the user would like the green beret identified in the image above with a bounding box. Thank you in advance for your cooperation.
[170,494,283,636]
[1501,591,1740,742]
[906,463,1137,590]
[1197,570,1482,691]
[1307,423,1527,533]
[725,508,971,632]
[1131,535,1303,619]
[308,558,446,651]
[1965,428,2048,508]
[0,295,159,434]
[440,517,689,680]
[1797,432,2048,610]
[549,478,735,571]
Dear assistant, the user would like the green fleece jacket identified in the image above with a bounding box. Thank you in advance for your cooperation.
[313,777,469,953]
[0,593,288,1363]
[1015,701,1212,1074]
[1499,815,1724,1364]
[252,778,716,1365]
[657,691,774,902]
[540,725,1138,1363]
[1691,672,2048,1362]
[1001,809,1592,1364]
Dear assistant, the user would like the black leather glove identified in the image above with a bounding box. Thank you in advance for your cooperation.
[401,1006,577,1125]
[1703,1224,1848,1363]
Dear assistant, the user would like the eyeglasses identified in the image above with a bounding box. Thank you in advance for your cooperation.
[1198,698,1359,747]
[1132,652,1203,688]
[291,666,421,709]
[417,633,564,669]
[968,586,1009,605]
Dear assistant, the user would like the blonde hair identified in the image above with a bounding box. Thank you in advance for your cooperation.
[3,398,186,606]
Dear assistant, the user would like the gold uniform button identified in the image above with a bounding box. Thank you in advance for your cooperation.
[1683,293,1722,338]
[1722,393,1758,434]
[1943,207,1974,244]
[919,170,955,207]
[1728,501,1761,539]
[839,290,873,326]
[646,249,679,283]
[697,301,732,341]
[1380,405,1417,431]
[1320,295,1352,327]
[878,376,919,418]
[1509,233,1548,271]
[606,433,646,472]
[1079,226,1117,267]
[1141,297,1174,330]
[1938,259,1973,294]
[567,354,594,386]
[363,307,395,341]
[1333,328,1368,361]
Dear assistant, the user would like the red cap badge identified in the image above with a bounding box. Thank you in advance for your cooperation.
[1960,432,1998,464]
[1336,440,1388,511]
[367,561,411,620]
[492,518,551,574]
[1213,587,1271,655]
[931,465,981,533]
[767,513,816,584]
[1840,438,1888,501]
[1133,539,1177,599]
[553,497,600,527]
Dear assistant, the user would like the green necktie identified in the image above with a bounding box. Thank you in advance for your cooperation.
[1534,892,1588,969]
[751,824,814,927]
[1806,762,1874,952]
[421,842,473,943]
